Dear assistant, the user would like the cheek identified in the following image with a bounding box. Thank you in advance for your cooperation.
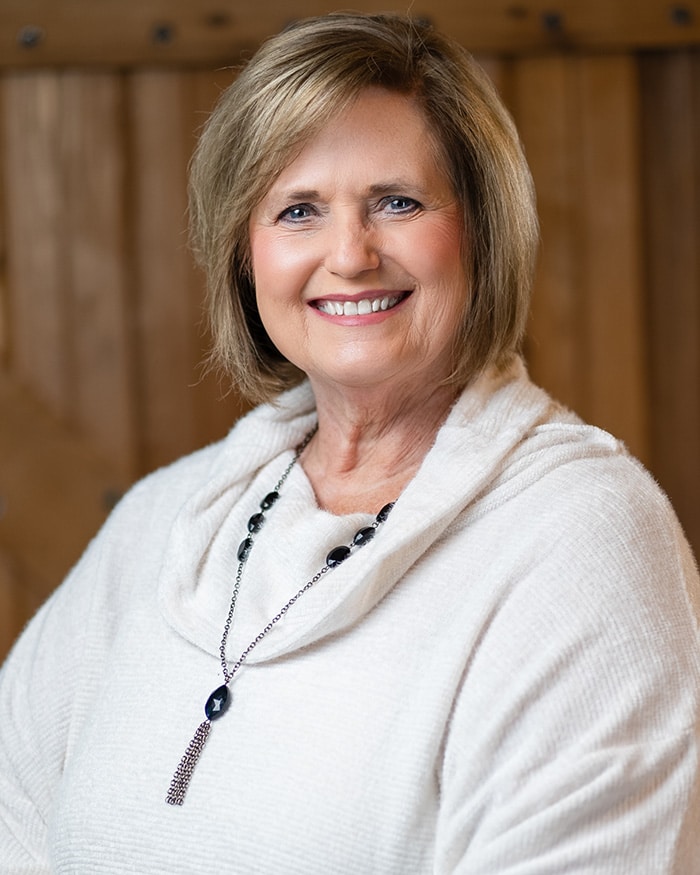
[249,233,314,358]
[407,228,468,308]
[250,230,313,294]
[249,233,279,291]
[414,224,470,326]
[425,220,464,269]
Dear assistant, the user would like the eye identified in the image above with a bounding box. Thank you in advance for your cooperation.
[381,196,421,215]
[278,203,316,222]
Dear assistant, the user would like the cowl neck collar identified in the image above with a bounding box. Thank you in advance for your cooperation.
[158,358,554,660]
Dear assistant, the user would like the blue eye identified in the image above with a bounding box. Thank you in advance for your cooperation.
[383,196,420,214]
[279,204,314,222]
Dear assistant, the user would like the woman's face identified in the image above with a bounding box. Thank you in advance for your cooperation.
[248,88,469,398]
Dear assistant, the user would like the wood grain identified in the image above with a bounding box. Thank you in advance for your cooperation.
[0,78,6,370]
[515,54,649,461]
[2,73,69,419]
[575,54,649,462]
[187,70,252,451]
[640,50,700,549]
[514,55,583,415]
[128,70,245,471]
[0,547,20,660]
[61,73,138,478]
[1,0,699,68]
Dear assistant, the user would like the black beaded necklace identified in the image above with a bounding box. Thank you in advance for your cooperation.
[166,427,395,805]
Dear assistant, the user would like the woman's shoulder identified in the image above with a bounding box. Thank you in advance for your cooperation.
[495,412,683,543]
[123,437,227,509]
[104,383,318,538]
[101,437,228,545]
[472,424,700,639]
[449,369,698,582]
[518,412,673,528]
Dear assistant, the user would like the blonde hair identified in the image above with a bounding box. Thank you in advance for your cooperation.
[189,12,538,403]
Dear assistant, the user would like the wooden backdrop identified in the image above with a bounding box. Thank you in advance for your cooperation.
[1,0,699,660]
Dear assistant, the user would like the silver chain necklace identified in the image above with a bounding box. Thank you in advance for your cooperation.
[166,427,395,805]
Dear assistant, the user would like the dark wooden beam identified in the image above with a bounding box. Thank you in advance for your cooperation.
[1,0,699,69]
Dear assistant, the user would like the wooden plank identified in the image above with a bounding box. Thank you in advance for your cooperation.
[0,78,7,370]
[0,373,128,642]
[575,54,649,462]
[61,73,138,478]
[0,546,20,662]
[128,70,197,471]
[473,54,514,106]
[128,69,244,472]
[0,0,699,69]
[514,56,583,414]
[187,70,252,451]
[640,50,700,555]
[1,73,69,419]
[516,54,649,461]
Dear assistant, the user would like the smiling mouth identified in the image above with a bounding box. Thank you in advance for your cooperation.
[314,292,408,317]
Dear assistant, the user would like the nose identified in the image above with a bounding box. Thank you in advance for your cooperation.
[323,215,380,278]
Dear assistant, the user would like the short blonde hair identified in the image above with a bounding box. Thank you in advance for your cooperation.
[189,12,538,403]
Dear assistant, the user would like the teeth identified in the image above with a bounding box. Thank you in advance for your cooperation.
[317,294,402,316]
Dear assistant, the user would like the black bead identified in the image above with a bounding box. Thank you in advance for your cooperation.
[376,502,395,523]
[205,685,230,721]
[353,526,376,547]
[260,491,279,510]
[247,512,265,533]
[326,545,351,567]
[237,537,253,562]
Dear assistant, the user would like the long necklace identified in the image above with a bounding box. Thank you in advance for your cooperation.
[166,427,395,806]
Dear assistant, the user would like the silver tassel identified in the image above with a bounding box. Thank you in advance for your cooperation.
[166,719,211,805]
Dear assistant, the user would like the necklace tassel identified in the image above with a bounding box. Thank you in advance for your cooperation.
[166,719,211,806]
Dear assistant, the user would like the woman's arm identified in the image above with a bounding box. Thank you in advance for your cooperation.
[0,575,91,871]
[436,461,700,873]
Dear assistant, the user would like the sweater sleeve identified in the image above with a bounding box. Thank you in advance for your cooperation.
[0,542,102,873]
[435,459,700,874]
[0,469,157,874]
[0,442,220,872]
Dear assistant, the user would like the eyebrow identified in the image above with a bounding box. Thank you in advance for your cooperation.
[272,180,429,203]
[367,181,427,197]
[274,189,320,203]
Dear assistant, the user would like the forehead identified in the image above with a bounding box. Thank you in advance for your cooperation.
[262,88,450,199]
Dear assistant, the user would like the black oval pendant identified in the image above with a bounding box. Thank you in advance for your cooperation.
[376,502,395,523]
[204,685,230,721]
[237,537,253,562]
[353,526,376,547]
[260,491,280,510]
[247,512,265,533]
[326,545,351,567]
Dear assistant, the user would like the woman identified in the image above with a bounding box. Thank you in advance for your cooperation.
[1,12,698,873]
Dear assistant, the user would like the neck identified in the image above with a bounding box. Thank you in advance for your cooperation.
[300,380,460,514]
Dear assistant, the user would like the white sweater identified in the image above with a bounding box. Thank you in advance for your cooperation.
[1,360,699,874]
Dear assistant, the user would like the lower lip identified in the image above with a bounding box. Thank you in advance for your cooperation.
[311,294,409,325]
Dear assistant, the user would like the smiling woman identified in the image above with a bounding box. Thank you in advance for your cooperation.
[1,11,699,875]
[248,88,468,465]
[189,13,538,407]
